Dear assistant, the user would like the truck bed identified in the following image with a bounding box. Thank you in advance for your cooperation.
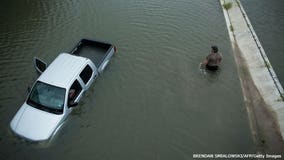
[70,39,114,68]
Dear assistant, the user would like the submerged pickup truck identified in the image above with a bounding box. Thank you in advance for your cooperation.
[10,39,116,141]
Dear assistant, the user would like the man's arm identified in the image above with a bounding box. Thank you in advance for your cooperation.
[217,53,222,64]
[202,59,208,65]
[200,56,208,68]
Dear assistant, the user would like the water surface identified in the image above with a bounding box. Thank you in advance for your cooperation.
[0,0,253,159]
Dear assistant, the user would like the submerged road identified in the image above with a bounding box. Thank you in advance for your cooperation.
[0,0,254,159]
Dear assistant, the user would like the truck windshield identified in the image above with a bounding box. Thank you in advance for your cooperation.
[27,81,65,114]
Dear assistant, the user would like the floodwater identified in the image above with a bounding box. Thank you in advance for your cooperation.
[0,0,254,159]
[241,0,284,86]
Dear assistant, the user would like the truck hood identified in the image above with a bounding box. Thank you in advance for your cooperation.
[10,103,64,141]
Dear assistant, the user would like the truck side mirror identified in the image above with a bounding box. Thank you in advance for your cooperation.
[27,87,31,93]
[69,102,78,108]
[33,57,47,74]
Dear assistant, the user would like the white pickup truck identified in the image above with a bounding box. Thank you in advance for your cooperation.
[10,39,116,141]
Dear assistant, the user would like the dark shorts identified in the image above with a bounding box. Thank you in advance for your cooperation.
[206,65,219,71]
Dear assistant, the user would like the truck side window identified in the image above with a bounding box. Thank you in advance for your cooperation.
[80,65,93,84]
[68,80,82,104]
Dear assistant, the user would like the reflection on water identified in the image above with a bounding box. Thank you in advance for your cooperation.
[206,70,222,83]
[0,0,254,159]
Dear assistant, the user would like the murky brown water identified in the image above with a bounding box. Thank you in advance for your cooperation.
[0,0,254,159]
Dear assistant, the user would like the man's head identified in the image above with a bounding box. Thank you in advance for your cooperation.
[69,89,75,99]
[211,45,218,53]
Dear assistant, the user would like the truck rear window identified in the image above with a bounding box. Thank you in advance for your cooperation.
[80,65,93,84]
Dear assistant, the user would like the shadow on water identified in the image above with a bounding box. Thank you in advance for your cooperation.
[71,103,85,117]
[205,69,222,83]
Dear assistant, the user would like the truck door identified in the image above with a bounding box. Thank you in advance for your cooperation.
[67,79,84,107]
[33,57,47,74]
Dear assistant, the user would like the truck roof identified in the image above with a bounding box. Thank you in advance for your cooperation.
[38,53,88,89]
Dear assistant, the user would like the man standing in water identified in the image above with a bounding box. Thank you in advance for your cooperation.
[201,46,222,71]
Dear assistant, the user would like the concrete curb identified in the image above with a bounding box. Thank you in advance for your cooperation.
[220,0,284,140]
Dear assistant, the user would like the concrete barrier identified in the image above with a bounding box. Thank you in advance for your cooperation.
[220,0,284,140]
